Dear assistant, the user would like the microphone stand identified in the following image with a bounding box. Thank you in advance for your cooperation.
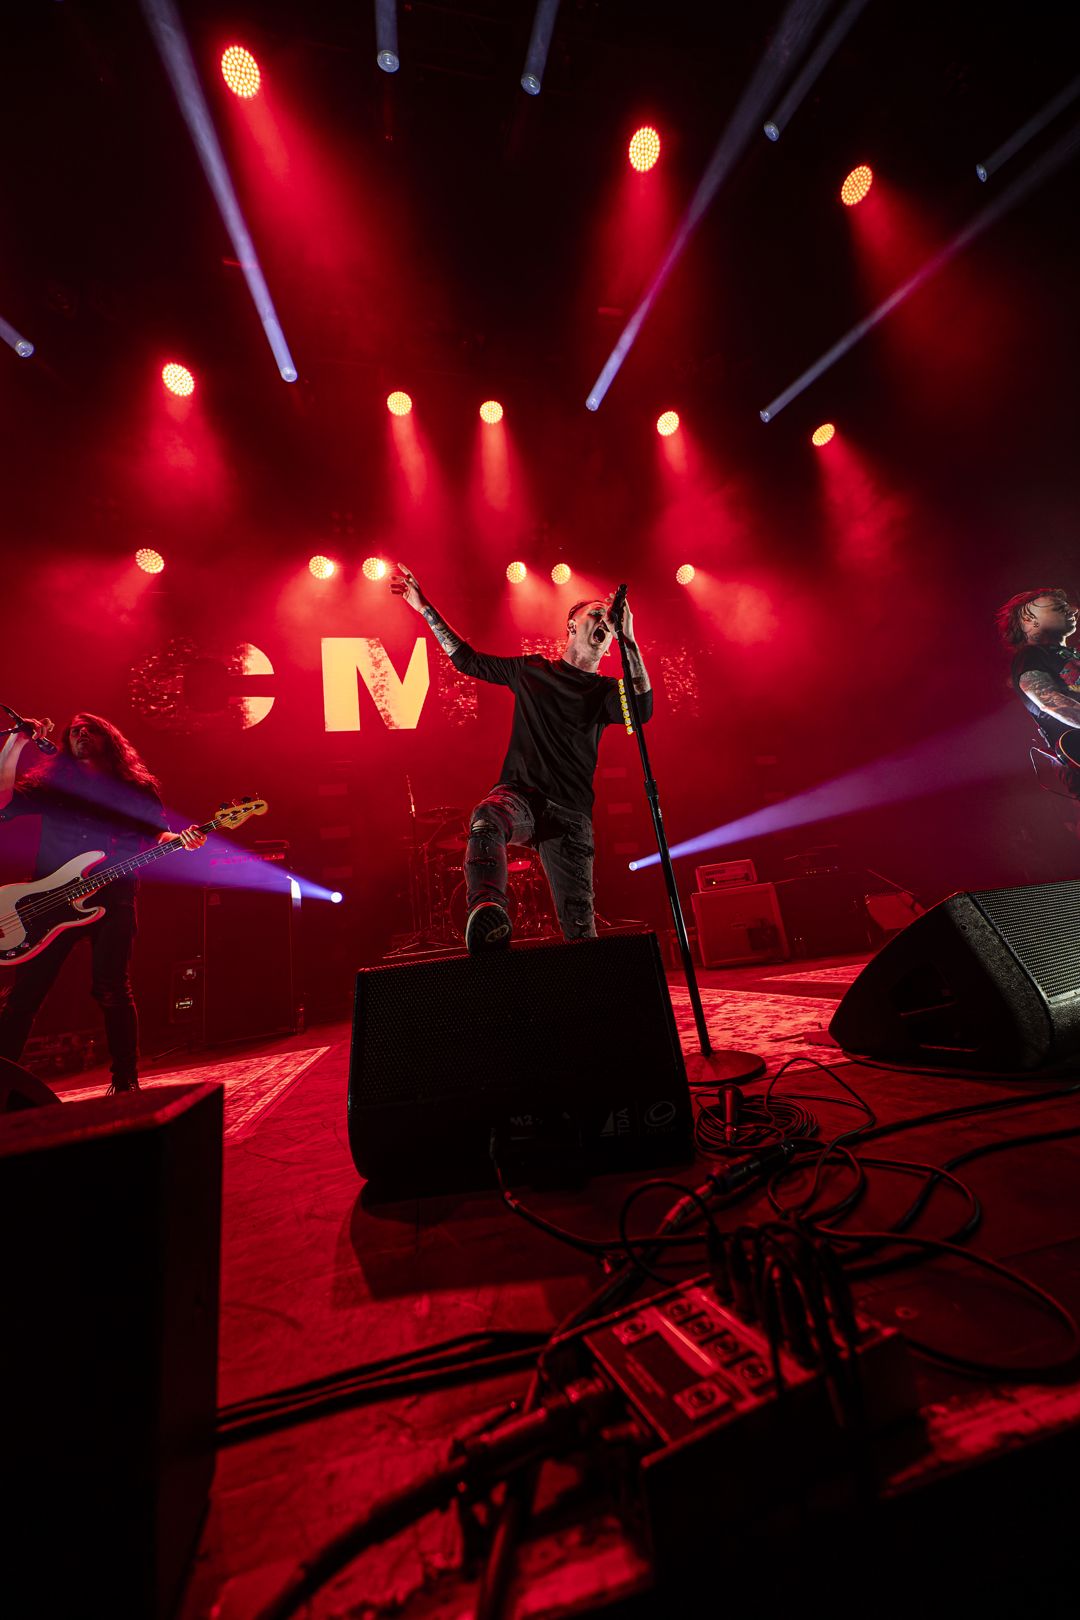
[610,592,764,1085]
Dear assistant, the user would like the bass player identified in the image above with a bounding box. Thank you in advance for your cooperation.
[0,712,205,1093]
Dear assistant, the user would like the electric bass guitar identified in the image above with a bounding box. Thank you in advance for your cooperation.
[0,796,268,966]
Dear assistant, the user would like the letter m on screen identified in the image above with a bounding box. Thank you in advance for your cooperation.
[321,638,430,731]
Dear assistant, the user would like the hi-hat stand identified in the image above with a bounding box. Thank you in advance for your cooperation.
[610,587,764,1085]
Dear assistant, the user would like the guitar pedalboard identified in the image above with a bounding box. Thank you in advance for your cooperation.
[544,1272,920,1578]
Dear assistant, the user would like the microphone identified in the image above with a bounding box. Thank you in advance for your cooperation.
[609,582,628,632]
[1,706,57,754]
[721,1084,743,1146]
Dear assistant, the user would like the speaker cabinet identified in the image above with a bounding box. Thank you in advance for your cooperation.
[691,883,789,967]
[774,872,875,958]
[348,932,692,1191]
[203,886,295,1043]
[829,880,1080,1071]
[0,1053,62,1110]
[0,1083,222,1617]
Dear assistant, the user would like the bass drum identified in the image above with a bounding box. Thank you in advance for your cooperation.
[448,849,561,942]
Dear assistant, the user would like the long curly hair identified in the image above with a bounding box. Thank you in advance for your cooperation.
[995,588,1070,650]
[58,713,162,792]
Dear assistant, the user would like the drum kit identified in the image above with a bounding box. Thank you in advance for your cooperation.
[388,802,560,957]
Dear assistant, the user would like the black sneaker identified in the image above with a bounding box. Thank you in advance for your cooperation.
[106,1077,141,1096]
[465,902,512,954]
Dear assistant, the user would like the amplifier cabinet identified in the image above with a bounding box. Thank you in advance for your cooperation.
[203,886,295,1043]
[691,884,789,968]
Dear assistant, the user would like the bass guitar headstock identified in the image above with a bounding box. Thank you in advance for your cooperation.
[216,796,269,831]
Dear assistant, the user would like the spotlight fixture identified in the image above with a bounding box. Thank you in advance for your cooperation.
[387,390,412,416]
[0,316,34,358]
[811,423,836,447]
[479,400,504,424]
[309,555,335,579]
[221,45,261,99]
[676,564,695,585]
[330,890,344,904]
[840,164,873,206]
[136,548,165,575]
[520,0,560,95]
[629,126,661,173]
[551,563,571,585]
[162,362,195,397]
[506,561,527,584]
[362,557,388,581]
[656,410,680,437]
[375,0,400,73]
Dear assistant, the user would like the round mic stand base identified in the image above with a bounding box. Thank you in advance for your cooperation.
[684,1049,766,1088]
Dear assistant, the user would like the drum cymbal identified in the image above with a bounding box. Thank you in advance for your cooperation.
[506,844,534,873]
[416,805,461,823]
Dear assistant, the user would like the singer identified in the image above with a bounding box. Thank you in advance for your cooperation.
[390,569,653,950]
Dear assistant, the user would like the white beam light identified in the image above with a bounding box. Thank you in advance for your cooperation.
[140,0,299,384]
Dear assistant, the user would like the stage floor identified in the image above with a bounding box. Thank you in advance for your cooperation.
[49,953,1080,1618]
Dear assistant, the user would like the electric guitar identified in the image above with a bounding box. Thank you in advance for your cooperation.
[0,797,268,966]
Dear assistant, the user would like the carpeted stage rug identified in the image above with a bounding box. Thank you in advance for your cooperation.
[60,1047,330,1139]
[667,984,844,1058]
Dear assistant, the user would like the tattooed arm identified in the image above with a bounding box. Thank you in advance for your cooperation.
[1019,668,1080,730]
[611,596,651,697]
[390,565,462,659]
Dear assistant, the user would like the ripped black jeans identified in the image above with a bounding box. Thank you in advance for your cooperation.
[466,784,597,940]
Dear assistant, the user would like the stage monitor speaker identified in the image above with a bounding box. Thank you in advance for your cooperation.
[829,880,1080,1071]
[0,1082,223,1618]
[0,1053,62,1110]
[348,932,692,1192]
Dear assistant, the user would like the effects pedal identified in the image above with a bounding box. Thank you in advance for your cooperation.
[552,1273,919,1577]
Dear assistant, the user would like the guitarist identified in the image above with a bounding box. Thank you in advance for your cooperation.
[998,589,1080,794]
[0,713,205,1093]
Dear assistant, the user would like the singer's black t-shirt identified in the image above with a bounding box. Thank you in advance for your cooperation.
[0,755,167,906]
[449,644,652,812]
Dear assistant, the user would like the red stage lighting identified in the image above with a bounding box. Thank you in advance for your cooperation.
[387,391,413,417]
[811,422,836,447]
[840,165,873,207]
[551,563,571,585]
[676,564,695,586]
[506,561,527,584]
[629,126,661,173]
[656,410,680,437]
[221,45,261,99]
[362,557,388,581]
[161,362,195,398]
[136,548,165,575]
[309,555,335,579]
[479,400,504,424]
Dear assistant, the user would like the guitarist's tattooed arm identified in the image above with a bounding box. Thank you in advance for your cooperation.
[1019,669,1080,730]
